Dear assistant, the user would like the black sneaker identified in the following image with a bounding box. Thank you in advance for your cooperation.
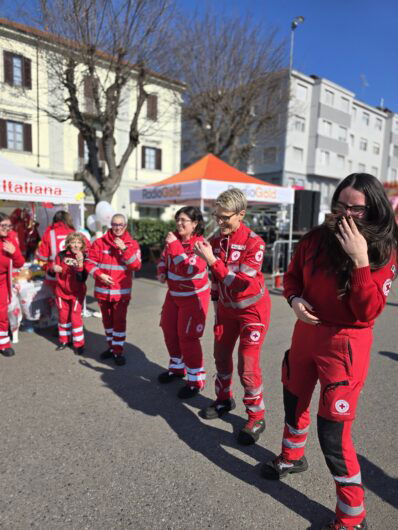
[321,519,368,530]
[114,355,126,366]
[55,343,68,351]
[74,346,85,356]
[1,347,15,357]
[200,398,236,419]
[237,419,265,445]
[261,454,308,480]
[177,385,200,399]
[158,371,185,384]
[100,348,113,360]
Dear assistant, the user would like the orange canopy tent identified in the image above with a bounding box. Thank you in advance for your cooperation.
[130,154,294,208]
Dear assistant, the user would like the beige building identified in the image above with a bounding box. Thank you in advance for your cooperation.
[0,18,183,219]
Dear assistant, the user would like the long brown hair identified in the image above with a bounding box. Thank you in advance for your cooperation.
[302,173,398,295]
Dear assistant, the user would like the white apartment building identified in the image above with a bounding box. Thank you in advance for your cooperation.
[0,18,183,219]
[251,69,398,216]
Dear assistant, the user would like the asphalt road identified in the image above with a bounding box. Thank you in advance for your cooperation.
[1,276,397,530]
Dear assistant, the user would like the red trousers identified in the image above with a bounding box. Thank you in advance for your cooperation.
[281,320,372,526]
[98,299,129,356]
[160,291,209,389]
[56,296,84,347]
[0,286,11,350]
[213,294,270,421]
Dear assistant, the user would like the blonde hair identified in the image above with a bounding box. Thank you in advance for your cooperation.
[215,188,247,213]
[65,232,87,252]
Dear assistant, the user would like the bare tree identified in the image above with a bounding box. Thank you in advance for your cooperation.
[33,0,177,203]
[170,10,287,167]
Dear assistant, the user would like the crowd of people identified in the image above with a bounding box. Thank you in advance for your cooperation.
[1,173,397,530]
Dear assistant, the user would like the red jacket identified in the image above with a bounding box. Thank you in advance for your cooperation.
[54,250,87,301]
[86,229,141,301]
[283,229,397,328]
[36,222,74,282]
[157,234,209,297]
[210,223,267,309]
[0,232,25,303]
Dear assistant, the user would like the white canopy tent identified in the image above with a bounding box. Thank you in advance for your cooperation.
[0,156,85,230]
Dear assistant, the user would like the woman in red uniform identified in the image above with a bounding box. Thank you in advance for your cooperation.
[262,173,398,530]
[157,206,210,399]
[0,213,25,357]
[54,232,88,355]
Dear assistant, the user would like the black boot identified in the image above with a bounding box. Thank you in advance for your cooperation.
[200,398,236,419]
[55,343,68,351]
[100,348,113,360]
[74,346,85,355]
[237,419,265,445]
[113,355,126,366]
[177,385,200,399]
[158,371,185,383]
[261,454,308,480]
[1,347,15,357]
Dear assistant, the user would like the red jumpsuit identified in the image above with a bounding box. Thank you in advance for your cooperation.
[54,250,87,348]
[209,223,271,421]
[157,234,210,389]
[36,221,74,289]
[85,229,141,356]
[0,233,25,351]
[282,229,397,527]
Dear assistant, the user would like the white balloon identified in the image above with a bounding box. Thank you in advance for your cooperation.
[95,201,114,225]
[86,214,97,232]
[78,228,91,241]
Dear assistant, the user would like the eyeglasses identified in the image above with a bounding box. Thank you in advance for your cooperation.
[176,217,192,224]
[334,201,369,215]
[212,212,237,223]
[0,223,12,230]
[111,223,126,228]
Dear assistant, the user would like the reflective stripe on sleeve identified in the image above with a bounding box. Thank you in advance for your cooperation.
[36,253,48,261]
[220,289,264,309]
[167,270,207,281]
[94,287,131,295]
[89,267,99,277]
[169,284,210,297]
[173,254,188,265]
[124,254,139,265]
[98,264,127,271]
[223,272,236,286]
[240,264,257,277]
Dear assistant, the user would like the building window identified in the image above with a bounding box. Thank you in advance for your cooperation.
[393,145,398,158]
[371,166,378,177]
[263,147,277,164]
[292,147,304,162]
[362,112,370,126]
[359,138,367,151]
[322,120,332,136]
[350,134,355,147]
[338,126,347,142]
[325,89,334,106]
[296,84,307,101]
[142,146,162,170]
[373,143,380,155]
[394,121,398,133]
[358,163,366,172]
[0,119,32,151]
[320,150,330,165]
[340,97,349,112]
[294,116,305,132]
[347,160,352,173]
[3,51,32,89]
[147,94,158,121]
[352,107,357,120]
[375,117,382,131]
[336,155,345,169]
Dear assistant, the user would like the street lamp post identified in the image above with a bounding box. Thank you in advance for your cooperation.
[289,16,304,74]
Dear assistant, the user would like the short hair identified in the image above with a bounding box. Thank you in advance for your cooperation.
[53,210,75,229]
[215,188,247,213]
[175,206,205,236]
[65,232,87,252]
[111,213,127,225]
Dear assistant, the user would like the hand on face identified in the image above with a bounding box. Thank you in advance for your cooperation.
[194,240,216,266]
[165,232,177,244]
[291,297,321,326]
[3,240,15,255]
[335,216,369,268]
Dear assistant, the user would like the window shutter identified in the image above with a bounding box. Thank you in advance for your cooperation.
[78,132,85,158]
[141,146,146,168]
[3,51,13,85]
[0,119,7,148]
[23,57,32,89]
[155,148,162,171]
[23,123,32,152]
[147,94,158,121]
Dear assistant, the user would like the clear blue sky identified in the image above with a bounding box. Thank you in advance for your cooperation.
[176,0,398,112]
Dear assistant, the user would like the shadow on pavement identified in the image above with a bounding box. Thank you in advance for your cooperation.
[378,350,398,361]
[77,328,333,527]
[358,454,398,509]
